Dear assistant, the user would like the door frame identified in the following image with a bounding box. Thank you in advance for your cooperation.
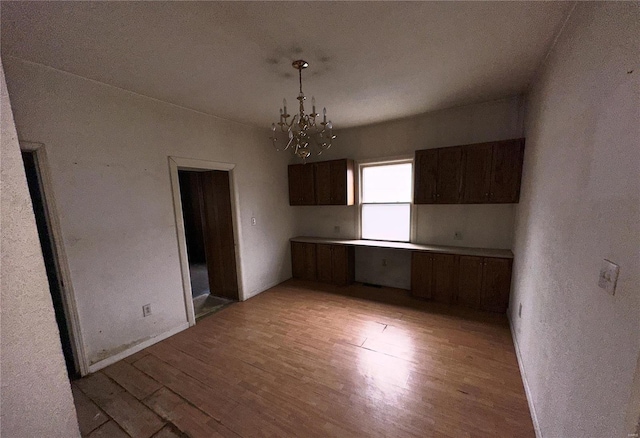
[19,141,89,376]
[168,156,244,327]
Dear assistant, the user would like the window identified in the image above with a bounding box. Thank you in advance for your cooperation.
[360,161,412,241]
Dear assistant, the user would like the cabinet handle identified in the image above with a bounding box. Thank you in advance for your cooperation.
[485,192,489,198]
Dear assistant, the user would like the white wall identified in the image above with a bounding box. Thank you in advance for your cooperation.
[295,96,524,288]
[4,58,295,370]
[1,59,80,437]
[509,3,639,437]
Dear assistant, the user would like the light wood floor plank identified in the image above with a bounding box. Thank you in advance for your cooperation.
[103,360,162,400]
[71,384,109,436]
[73,280,534,437]
[75,372,165,437]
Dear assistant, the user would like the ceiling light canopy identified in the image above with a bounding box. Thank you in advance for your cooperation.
[270,60,335,161]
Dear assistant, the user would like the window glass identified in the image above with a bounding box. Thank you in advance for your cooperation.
[361,204,411,241]
[362,163,412,203]
[361,162,412,242]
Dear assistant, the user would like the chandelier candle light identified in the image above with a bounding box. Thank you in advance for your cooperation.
[270,60,335,161]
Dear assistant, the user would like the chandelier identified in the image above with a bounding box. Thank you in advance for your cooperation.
[270,60,335,161]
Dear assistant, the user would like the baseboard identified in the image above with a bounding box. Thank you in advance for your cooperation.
[508,315,543,438]
[243,278,286,301]
[87,322,189,374]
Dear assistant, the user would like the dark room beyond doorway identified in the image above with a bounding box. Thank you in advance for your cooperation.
[178,169,239,319]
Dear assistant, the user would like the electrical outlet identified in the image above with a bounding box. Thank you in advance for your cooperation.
[454,231,463,240]
[598,259,620,295]
[518,303,522,318]
[142,304,152,317]
[251,217,257,226]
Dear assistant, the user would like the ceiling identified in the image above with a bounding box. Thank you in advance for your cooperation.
[1,1,573,129]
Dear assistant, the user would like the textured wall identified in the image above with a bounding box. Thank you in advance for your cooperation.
[295,96,524,288]
[4,58,295,369]
[510,3,639,437]
[0,60,80,436]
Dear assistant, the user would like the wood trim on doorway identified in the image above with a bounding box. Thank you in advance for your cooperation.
[167,156,245,327]
[19,140,89,376]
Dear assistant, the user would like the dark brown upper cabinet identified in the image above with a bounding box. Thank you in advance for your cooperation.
[288,163,316,206]
[314,162,332,205]
[461,143,493,203]
[414,149,438,203]
[436,147,463,203]
[488,139,525,203]
[414,147,462,204]
[416,138,525,205]
[462,138,525,204]
[289,159,354,206]
[314,159,354,205]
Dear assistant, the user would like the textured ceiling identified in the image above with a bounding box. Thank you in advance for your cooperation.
[1,1,572,128]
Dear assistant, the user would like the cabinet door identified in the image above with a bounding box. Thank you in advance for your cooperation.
[489,139,525,203]
[462,143,493,203]
[331,245,354,286]
[291,242,317,281]
[457,256,484,309]
[414,149,438,204]
[481,258,512,313]
[288,164,304,205]
[330,160,352,205]
[316,244,333,283]
[315,162,332,205]
[289,164,316,205]
[436,147,463,203]
[300,163,316,205]
[432,254,456,304]
[411,252,433,298]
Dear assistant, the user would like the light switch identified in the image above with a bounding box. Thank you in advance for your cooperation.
[598,259,619,295]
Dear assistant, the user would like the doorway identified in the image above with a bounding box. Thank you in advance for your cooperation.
[177,168,239,320]
[21,150,80,379]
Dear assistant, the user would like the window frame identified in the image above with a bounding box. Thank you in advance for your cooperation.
[357,156,415,242]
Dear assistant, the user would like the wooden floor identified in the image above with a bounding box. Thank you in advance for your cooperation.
[72,280,534,437]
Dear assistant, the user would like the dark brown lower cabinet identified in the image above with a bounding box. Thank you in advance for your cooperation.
[316,244,354,286]
[410,252,433,298]
[316,244,333,283]
[293,241,512,313]
[291,242,317,281]
[480,257,512,313]
[410,253,456,304]
[457,256,484,309]
[412,252,512,313]
[432,254,457,304]
[457,255,512,312]
[331,245,355,286]
[293,242,354,286]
